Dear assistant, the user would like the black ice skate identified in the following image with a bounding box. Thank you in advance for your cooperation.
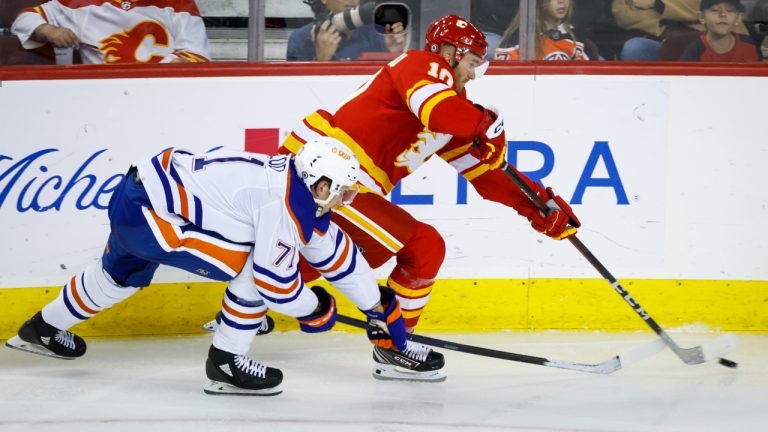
[5,312,86,360]
[202,312,275,335]
[372,340,447,382]
[204,345,283,396]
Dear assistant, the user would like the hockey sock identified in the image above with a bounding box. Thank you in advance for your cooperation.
[387,268,435,330]
[41,259,139,330]
[212,287,269,355]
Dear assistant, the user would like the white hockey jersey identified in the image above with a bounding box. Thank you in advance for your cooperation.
[135,148,380,315]
[12,0,210,64]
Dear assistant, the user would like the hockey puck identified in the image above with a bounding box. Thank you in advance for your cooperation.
[718,358,738,369]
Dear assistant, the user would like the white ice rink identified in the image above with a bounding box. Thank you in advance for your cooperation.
[1,331,766,432]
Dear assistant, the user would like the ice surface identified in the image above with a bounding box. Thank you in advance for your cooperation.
[1,331,766,432]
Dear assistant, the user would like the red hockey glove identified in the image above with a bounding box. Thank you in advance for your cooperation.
[471,105,507,170]
[362,286,407,352]
[525,187,581,240]
[297,286,337,333]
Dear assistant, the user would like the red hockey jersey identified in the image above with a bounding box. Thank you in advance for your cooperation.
[281,50,538,214]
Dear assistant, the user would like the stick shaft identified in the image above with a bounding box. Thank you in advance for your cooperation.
[501,163,705,364]
[336,314,621,374]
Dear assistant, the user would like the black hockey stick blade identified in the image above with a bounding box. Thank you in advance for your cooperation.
[501,163,738,366]
[336,314,657,375]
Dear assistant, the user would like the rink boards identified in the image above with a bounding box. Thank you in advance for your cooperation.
[0,63,766,336]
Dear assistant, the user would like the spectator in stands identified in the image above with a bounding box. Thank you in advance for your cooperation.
[612,0,752,61]
[471,0,519,60]
[11,0,210,64]
[613,0,704,60]
[287,0,406,61]
[680,0,762,61]
[746,0,768,58]
[494,0,590,61]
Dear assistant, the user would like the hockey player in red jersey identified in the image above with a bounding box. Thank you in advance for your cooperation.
[280,14,581,381]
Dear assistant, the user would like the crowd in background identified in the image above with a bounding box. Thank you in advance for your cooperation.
[0,0,765,65]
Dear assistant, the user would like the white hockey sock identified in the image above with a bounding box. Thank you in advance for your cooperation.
[212,275,269,355]
[41,259,139,330]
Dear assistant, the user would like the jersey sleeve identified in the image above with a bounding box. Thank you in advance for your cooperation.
[436,137,543,218]
[11,1,58,49]
[300,222,380,311]
[248,198,318,318]
[163,1,210,62]
[388,52,484,139]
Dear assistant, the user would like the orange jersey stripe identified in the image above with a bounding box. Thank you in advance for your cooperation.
[252,275,301,295]
[319,234,351,273]
[161,149,172,170]
[149,209,248,273]
[176,183,189,219]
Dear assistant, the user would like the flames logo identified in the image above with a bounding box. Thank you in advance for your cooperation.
[99,21,170,63]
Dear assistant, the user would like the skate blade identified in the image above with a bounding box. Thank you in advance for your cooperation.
[5,336,76,360]
[203,380,282,396]
[202,320,219,333]
[373,363,447,382]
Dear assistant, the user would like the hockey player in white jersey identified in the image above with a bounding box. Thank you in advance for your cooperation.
[5,137,438,395]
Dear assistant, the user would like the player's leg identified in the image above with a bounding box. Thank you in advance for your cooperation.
[332,192,446,381]
[111,171,281,394]
[333,193,446,330]
[5,170,154,360]
[4,252,144,360]
[205,262,283,395]
[140,209,281,395]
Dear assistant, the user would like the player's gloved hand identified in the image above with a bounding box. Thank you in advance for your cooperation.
[362,286,407,352]
[471,104,507,170]
[297,286,337,333]
[525,187,581,240]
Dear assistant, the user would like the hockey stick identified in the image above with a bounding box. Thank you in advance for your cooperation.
[336,314,665,374]
[501,162,738,367]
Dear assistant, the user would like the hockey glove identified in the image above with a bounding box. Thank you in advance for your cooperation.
[525,187,581,240]
[297,286,337,333]
[471,105,507,170]
[362,286,407,352]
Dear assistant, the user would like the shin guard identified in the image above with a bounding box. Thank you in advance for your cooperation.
[41,259,139,330]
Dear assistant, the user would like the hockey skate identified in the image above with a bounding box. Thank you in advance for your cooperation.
[202,312,275,335]
[204,345,283,396]
[372,340,446,382]
[5,312,86,360]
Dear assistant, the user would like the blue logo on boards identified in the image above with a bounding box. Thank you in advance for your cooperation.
[0,141,629,212]
[391,140,629,206]
[0,149,123,212]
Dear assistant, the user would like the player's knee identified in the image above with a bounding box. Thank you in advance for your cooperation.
[407,222,446,272]
[82,260,140,308]
[420,223,446,260]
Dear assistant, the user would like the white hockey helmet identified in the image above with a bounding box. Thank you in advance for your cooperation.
[294,136,360,216]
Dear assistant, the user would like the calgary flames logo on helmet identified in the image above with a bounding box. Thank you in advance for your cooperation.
[99,21,170,63]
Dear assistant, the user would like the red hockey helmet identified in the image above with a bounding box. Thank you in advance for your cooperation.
[424,14,488,61]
